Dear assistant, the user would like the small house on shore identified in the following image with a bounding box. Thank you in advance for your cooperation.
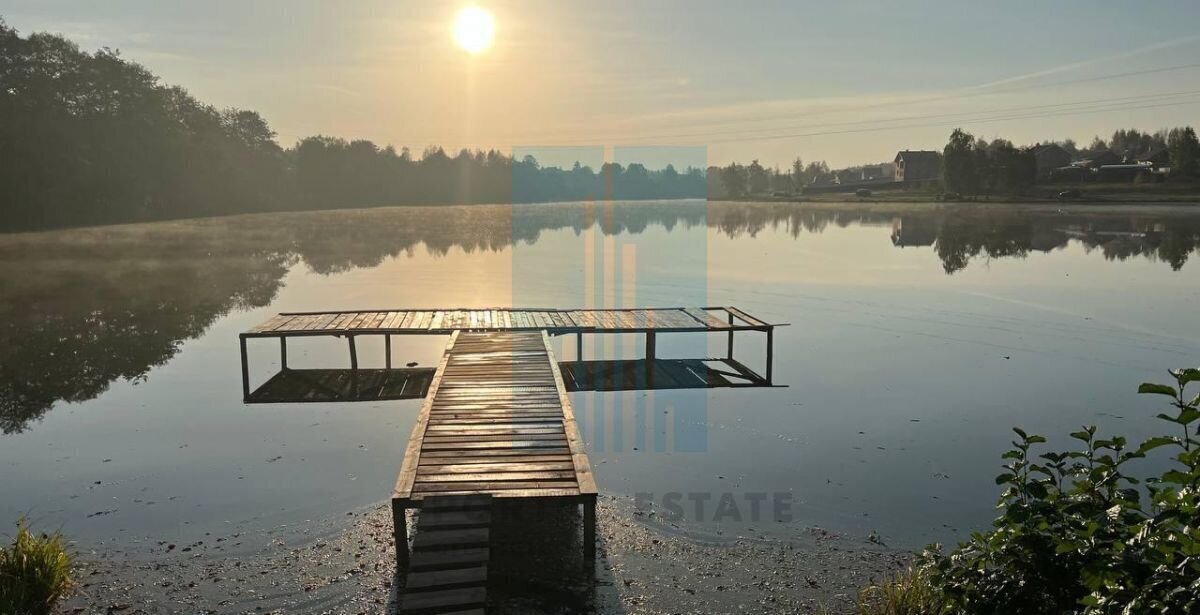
[893,150,940,182]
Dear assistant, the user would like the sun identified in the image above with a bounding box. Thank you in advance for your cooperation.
[453,6,495,55]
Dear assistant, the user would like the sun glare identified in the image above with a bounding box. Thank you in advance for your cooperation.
[453,6,495,55]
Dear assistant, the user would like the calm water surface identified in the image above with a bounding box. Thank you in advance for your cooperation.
[2,200,1199,550]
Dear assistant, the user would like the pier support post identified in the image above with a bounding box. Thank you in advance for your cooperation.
[239,336,250,401]
[576,331,583,361]
[645,332,656,387]
[726,312,735,360]
[392,502,409,570]
[765,327,774,384]
[385,334,391,369]
[348,335,359,398]
[279,337,288,370]
[583,496,596,568]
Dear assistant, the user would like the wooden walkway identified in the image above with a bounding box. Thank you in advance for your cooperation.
[391,330,597,569]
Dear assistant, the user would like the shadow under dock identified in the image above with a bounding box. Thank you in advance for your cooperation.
[244,367,435,403]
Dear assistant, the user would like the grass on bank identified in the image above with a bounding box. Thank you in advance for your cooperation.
[819,567,947,615]
[0,520,73,615]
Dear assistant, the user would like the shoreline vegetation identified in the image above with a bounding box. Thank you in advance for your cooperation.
[0,521,72,615]
[837,371,1200,615]
[3,20,1198,235]
[727,184,1200,206]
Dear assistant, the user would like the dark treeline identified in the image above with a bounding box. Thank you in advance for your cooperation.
[0,22,704,231]
[942,128,1038,196]
[1052,127,1198,161]
[711,126,1200,198]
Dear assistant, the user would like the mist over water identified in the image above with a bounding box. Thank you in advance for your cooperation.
[2,200,1198,550]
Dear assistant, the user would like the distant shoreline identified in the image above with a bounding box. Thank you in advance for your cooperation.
[723,183,1200,207]
[727,196,1200,206]
[3,196,1200,236]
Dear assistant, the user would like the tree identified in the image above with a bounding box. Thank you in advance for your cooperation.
[803,160,830,185]
[720,163,748,197]
[1167,126,1199,177]
[791,157,804,191]
[1110,128,1166,159]
[985,140,1037,196]
[1084,136,1109,157]
[942,128,977,194]
[747,159,769,194]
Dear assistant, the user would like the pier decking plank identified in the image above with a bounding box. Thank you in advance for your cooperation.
[394,331,595,503]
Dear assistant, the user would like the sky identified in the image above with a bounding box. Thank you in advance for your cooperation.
[3,0,1200,169]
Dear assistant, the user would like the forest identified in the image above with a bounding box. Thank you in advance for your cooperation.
[4,21,1198,231]
[0,22,704,231]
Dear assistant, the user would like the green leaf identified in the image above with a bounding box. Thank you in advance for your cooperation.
[1160,470,1191,485]
[1168,368,1200,385]
[1137,437,1179,454]
[995,473,1016,485]
[1012,427,1027,439]
[1138,382,1178,397]
[1070,430,1093,442]
[1026,435,1047,444]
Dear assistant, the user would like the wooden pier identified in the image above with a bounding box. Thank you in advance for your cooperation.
[239,306,780,612]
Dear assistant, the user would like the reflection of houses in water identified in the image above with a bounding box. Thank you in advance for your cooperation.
[1029,227,1069,252]
[890,216,939,247]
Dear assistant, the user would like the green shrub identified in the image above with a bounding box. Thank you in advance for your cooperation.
[919,368,1200,614]
[854,566,947,615]
[0,520,73,615]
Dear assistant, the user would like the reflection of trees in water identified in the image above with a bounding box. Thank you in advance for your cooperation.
[894,209,1200,274]
[0,223,290,433]
[2,202,1198,433]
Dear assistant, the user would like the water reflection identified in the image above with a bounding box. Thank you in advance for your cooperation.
[2,201,1198,433]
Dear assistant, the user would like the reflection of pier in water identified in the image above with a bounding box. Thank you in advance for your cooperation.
[246,358,771,402]
[245,368,436,403]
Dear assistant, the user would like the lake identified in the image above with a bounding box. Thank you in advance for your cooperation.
[2,200,1198,552]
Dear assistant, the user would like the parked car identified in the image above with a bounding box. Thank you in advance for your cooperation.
[941,191,961,201]
[1058,189,1082,199]
[854,188,872,197]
